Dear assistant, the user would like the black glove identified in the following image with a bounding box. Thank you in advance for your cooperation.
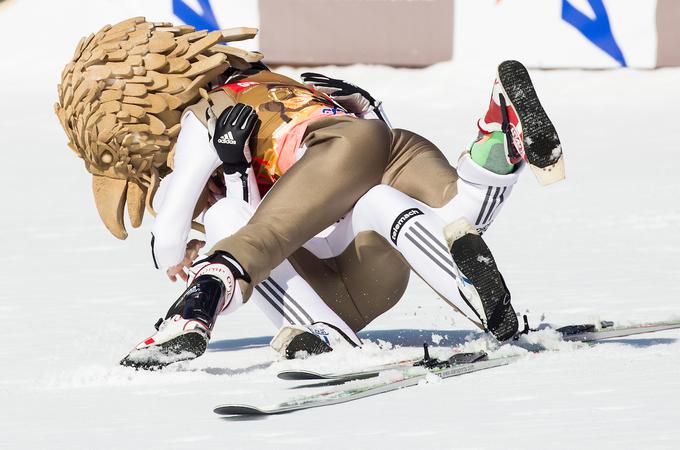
[301,72,379,117]
[212,103,259,175]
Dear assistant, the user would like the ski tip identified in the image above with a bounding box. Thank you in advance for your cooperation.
[530,154,565,186]
[214,404,268,416]
[277,370,325,380]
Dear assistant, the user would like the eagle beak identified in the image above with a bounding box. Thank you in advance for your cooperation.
[126,181,146,229]
[92,175,128,240]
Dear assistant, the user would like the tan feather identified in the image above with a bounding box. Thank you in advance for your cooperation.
[219,27,259,42]
[143,53,167,71]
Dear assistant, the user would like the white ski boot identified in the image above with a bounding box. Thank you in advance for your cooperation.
[270,322,360,359]
[121,251,249,369]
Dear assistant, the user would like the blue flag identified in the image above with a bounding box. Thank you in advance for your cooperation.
[562,0,627,67]
[172,0,220,32]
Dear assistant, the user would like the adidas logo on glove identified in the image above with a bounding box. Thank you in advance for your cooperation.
[218,131,237,145]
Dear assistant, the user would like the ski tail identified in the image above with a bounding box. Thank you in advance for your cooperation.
[497,60,564,185]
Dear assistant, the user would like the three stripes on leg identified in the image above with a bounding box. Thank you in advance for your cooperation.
[255,278,314,326]
[475,186,507,230]
[404,221,459,280]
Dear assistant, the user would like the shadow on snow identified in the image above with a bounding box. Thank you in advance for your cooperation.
[591,337,677,347]
[206,329,677,353]
[207,328,482,353]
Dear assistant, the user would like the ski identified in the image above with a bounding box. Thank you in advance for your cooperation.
[214,353,519,416]
[277,357,422,382]
[213,318,680,416]
[555,319,680,342]
[277,319,680,382]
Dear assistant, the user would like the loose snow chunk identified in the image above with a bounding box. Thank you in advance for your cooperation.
[551,145,562,159]
[514,328,584,353]
[423,372,441,384]
[477,255,492,265]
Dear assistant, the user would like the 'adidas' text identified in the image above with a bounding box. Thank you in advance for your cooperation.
[218,131,237,145]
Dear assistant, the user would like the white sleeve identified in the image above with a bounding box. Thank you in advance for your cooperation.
[151,111,221,269]
[361,102,392,128]
[223,166,262,207]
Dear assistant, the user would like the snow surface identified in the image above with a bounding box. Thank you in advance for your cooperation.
[1,2,680,449]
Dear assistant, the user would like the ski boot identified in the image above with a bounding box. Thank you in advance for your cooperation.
[445,218,518,341]
[477,60,564,185]
[121,251,249,370]
[270,322,360,359]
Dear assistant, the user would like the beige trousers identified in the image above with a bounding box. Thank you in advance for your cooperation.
[211,116,459,331]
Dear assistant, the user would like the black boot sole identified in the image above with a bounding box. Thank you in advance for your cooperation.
[120,331,208,370]
[285,332,333,360]
[450,234,518,341]
[497,60,562,169]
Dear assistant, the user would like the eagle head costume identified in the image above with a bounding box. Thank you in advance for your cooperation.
[55,17,262,239]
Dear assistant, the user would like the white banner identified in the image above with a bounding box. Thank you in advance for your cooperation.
[454,0,658,68]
